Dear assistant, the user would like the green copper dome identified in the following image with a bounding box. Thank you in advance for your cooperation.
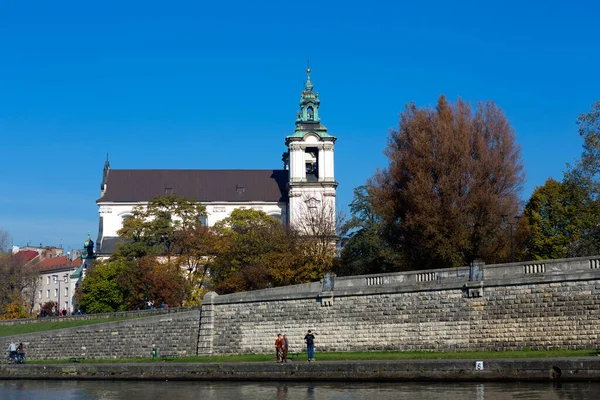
[287,68,336,142]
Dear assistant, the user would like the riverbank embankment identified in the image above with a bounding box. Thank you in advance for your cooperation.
[2,358,600,382]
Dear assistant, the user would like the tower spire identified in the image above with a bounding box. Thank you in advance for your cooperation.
[101,153,111,195]
[295,65,320,125]
[305,58,313,92]
[305,67,313,92]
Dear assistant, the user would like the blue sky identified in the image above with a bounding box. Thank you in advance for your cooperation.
[1,0,598,253]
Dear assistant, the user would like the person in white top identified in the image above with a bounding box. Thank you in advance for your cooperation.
[8,340,17,363]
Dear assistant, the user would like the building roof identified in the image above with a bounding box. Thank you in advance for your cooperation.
[38,256,82,273]
[70,266,84,279]
[14,250,39,264]
[98,169,288,203]
[97,236,123,256]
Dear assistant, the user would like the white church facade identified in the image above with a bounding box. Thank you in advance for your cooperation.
[95,68,338,257]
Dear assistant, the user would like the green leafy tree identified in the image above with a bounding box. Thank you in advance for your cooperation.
[370,96,524,269]
[116,195,207,258]
[77,195,205,311]
[509,101,600,261]
[571,100,600,188]
[545,100,600,257]
[523,178,597,260]
[75,260,126,313]
[210,209,316,294]
[337,185,401,276]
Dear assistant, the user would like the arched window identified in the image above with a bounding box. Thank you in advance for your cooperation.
[307,106,314,120]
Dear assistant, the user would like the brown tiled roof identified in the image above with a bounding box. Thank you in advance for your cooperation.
[97,169,288,203]
[14,250,39,264]
[38,256,82,272]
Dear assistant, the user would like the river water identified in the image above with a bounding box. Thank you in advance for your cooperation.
[1,380,599,400]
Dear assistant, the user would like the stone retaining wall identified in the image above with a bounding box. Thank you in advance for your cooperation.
[1,311,200,360]
[4,256,600,360]
[199,256,600,355]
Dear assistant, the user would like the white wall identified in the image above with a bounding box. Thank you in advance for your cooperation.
[34,270,77,315]
[98,201,287,238]
[288,187,336,233]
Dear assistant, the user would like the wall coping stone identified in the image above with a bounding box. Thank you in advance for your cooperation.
[0,306,201,327]
[207,255,600,305]
[1,310,201,342]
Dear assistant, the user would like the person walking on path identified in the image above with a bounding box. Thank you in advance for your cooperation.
[8,340,17,363]
[282,334,289,363]
[16,343,25,363]
[275,333,284,362]
[304,330,315,361]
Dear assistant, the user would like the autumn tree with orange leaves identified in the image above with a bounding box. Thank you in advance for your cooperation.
[370,95,524,269]
[208,208,335,294]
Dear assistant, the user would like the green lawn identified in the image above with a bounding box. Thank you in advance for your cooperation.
[0,316,144,337]
[27,349,598,364]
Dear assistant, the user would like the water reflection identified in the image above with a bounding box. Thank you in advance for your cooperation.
[0,380,600,400]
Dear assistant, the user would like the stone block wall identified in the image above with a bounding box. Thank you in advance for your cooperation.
[5,256,600,360]
[2,310,200,360]
[199,256,600,354]
[469,280,600,350]
[202,291,473,355]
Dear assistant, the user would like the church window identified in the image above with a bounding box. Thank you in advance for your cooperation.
[307,106,314,120]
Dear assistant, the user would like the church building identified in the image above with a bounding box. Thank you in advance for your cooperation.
[95,68,338,257]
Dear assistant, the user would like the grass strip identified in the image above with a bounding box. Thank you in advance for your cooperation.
[27,349,597,364]
[0,316,145,337]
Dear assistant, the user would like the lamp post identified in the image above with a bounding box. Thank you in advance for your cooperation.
[501,214,521,263]
[52,273,70,316]
[63,273,69,315]
[51,274,60,316]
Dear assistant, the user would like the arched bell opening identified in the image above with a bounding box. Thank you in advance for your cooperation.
[304,147,319,181]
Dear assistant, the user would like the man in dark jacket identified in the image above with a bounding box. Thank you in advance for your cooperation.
[304,330,315,361]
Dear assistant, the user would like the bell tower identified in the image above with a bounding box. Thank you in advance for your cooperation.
[285,67,337,235]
